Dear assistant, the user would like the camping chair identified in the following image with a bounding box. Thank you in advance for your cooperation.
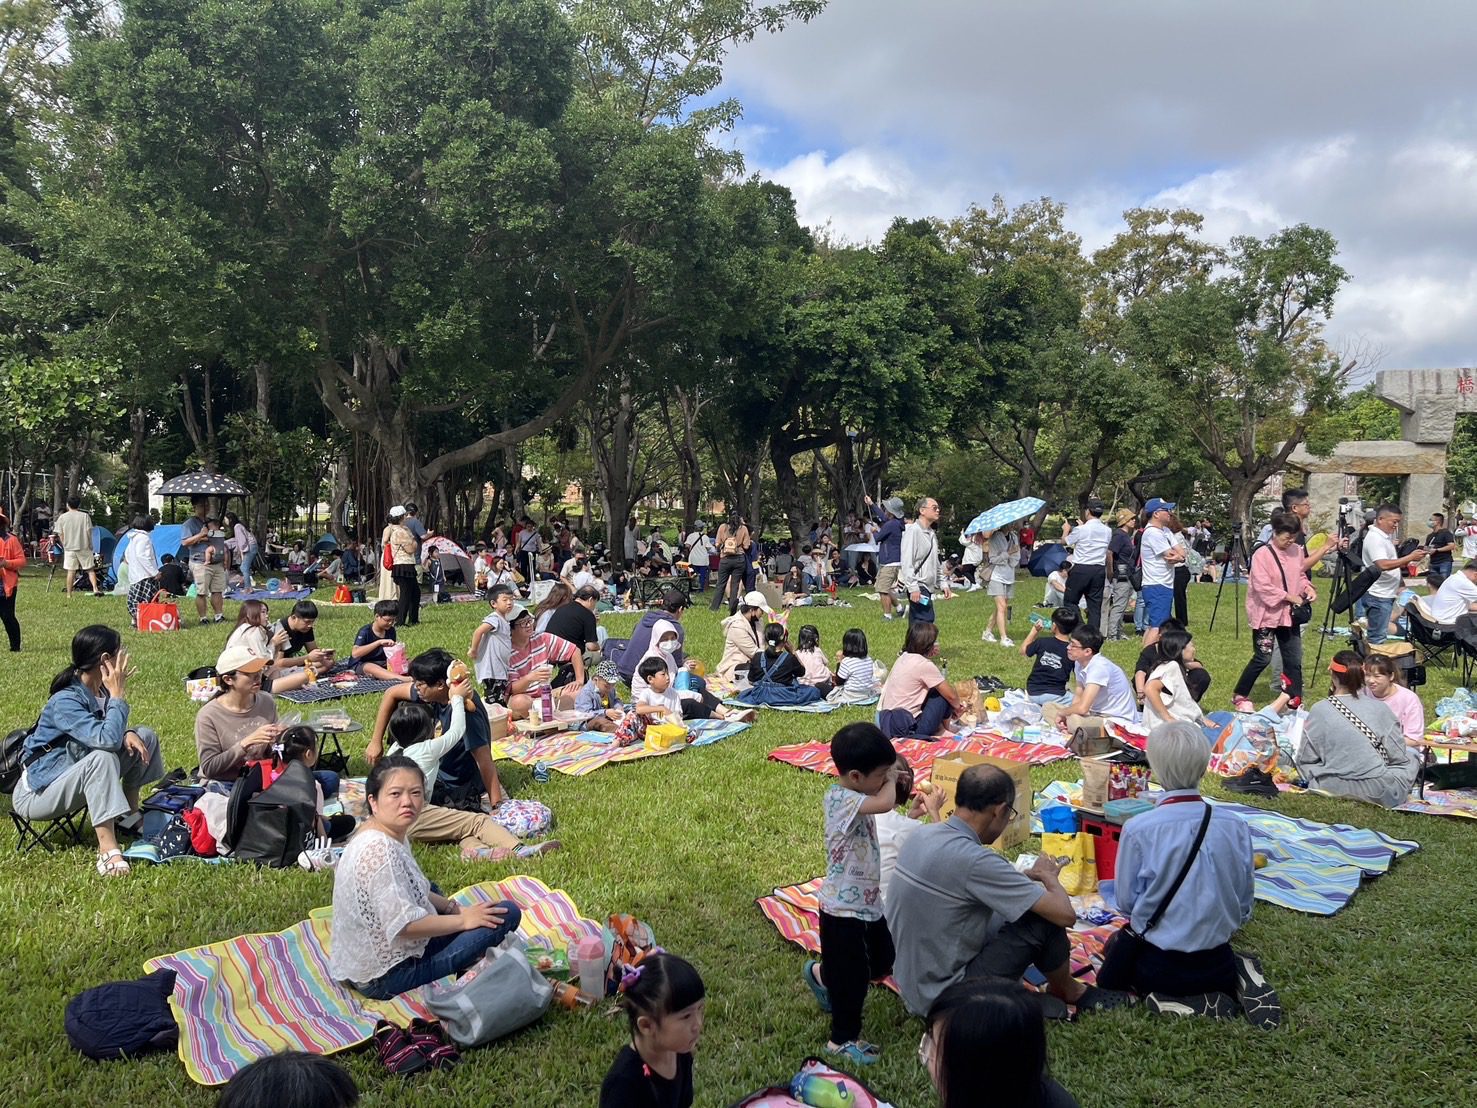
[9,807,86,853]
[1405,601,1459,670]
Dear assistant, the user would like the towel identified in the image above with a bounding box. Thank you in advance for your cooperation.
[145,875,600,1085]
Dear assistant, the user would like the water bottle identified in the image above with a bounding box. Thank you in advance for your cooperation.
[538,683,554,721]
[675,667,692,693]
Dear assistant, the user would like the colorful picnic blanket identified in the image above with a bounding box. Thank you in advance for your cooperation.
[492,718,753,777]
[1395,786,1477,819]
[276,677,400,704]
[769,734,1074,780]
[144,875,600,1086]
[756,878,1118,987]
[723,698,838,713]
[225,588,314,602]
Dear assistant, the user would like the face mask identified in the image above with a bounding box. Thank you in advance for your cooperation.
[658,640,677,654]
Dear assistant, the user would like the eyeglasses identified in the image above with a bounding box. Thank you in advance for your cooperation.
[917,1030,935,1069]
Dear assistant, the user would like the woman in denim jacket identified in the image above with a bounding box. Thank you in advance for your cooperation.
[12,625,164,876]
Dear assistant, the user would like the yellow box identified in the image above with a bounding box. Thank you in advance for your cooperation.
[928,753,1033,851]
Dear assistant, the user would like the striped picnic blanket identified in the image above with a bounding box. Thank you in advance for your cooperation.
[492,718,753,777]
[144,875,600,1086]
[755,878,1118,987]
[276,677,400,704]
[723,698,838,713]
[769,734,1074,781]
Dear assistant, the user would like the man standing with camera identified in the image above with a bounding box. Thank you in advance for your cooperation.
[1060,500,1110,631]
[1360,504,1428,645]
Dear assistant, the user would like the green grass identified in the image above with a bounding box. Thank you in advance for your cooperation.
[1,575,1472,1107]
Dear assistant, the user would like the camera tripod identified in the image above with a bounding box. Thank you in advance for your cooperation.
[1208,531,1248,638]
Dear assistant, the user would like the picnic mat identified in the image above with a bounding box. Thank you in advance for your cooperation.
[225,587,314,602]
[1395,786,1477,819]
[769,734,1075,781]
[144,875,600,1086]
[756,878,1118,987]
[276,677,400,704]
[723,698,838,713]
[492,718,753,777]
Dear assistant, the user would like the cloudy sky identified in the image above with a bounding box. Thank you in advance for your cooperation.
[720,0,1477,374]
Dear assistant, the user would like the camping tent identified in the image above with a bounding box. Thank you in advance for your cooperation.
[112,525,185,582]
[313,533,339,555]
[90,526,117,564]
[422,536,474,590]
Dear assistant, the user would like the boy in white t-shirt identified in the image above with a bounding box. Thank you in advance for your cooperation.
[1064,624,1139,722]
[469,584,517,704]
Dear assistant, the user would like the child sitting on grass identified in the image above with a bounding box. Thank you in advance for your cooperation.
[350,600,409,681]
[803,722,899,1066]
[1143,626,1211,725]
[828,628,881,704]
[634,655,682,725]
[875,754,945,913]
[599,951,705,1108]
[794,624,835,696]
[1019,606,1078,707]
[576,660,627,733]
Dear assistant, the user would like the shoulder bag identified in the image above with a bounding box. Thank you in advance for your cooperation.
[1262,545,1313,626]
[1099,804,1212,982]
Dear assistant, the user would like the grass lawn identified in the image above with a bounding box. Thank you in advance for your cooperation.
[0,572,1471,1107]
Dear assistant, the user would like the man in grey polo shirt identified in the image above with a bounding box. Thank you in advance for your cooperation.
[889,763,1131,1018]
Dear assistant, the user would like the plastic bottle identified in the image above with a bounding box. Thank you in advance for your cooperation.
[675,667,692,693]
[550,981,592,1009]
[530,698,543,725]
[573,936,608,1000]
[538,683,554,721]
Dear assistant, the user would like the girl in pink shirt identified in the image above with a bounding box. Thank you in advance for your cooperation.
[1361,654,1425,745]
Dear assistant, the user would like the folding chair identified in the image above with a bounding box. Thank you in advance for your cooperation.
[9,808,86,853]
[1406,604,1459,670]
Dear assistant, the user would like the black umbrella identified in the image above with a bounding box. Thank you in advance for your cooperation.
[155,471,250,498]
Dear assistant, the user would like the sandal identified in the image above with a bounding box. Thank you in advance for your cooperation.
[802,959,831,1013]
[374,1019,430,1076]
[515,839,562,858]
[96,849,130,877]
[824,1039,879,1066]
[461,846,517,862]
[406,1017,461,1069]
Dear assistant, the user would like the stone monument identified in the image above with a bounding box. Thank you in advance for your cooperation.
[1286,367,1475,529]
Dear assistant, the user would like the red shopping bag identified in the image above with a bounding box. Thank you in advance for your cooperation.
[138,600,180,632]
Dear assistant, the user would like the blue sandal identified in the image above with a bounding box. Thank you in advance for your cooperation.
[802,959,831,1013]
[824,1040,879,1066]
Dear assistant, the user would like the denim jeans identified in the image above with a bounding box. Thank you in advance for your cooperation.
[356,900,523,999]
[240,546,257,587]
[1364,595,1395,644]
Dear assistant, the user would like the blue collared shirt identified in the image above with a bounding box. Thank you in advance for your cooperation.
[1112,790,1254,952]
[22,681,130,792]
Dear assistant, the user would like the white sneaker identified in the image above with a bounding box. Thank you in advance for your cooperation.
[981,630,998,643]
[967,582,982,592]
[1000,637,1015,648]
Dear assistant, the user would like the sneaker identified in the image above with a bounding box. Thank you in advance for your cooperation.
[823,1039,879,1066]
[1222,767,1279,797]
[213,614,225,623]
[460,845,516,862]
[515,839,563,859]
[1072,985,1136,1014]
[967,582,983,592]
[981,630,998,643]
[1146,992,1242,1020]
[297,847,338,872]
[882,614,896,621]
[374,1020,431,1076]
[199,618,210,626]
[999,637,1015,648]
[1234,951,1282,1030]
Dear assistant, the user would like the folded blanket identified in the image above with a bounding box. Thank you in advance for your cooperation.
[145,875,600,1085]
[492,718,753,777]
[769,734,1073,780]
[756,878,1117,987]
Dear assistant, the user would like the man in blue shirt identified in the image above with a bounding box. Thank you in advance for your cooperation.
[866,495,906,621]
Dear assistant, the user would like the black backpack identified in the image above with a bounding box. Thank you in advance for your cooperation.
[224,759,318,867]
[0,726,34,794]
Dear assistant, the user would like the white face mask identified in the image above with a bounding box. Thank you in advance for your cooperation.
[658,640,677,654]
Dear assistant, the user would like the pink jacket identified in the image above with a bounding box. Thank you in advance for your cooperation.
[1246,542,1309,629]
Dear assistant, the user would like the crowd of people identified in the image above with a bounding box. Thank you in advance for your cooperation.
[6,480,1466,1108]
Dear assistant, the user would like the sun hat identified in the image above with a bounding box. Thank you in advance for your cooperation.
[883,497,905,518]
[215,645,268,675]
[595,660,621,682]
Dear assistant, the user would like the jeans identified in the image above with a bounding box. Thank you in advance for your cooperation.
[1030,691,1073,707]
[356,901,523,999]
[1134,592,1149,632]
[1364,595,1395,644]
[1235,624,1303,700]
[240,546,257,588]
[878,688,952,739]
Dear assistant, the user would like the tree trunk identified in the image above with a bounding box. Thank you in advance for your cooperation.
[771,438,806,545]
[1229,478,1260,568]
[328,449,351,543]
[126,406,149,517]
[254,362,271,420]
[51,463,63,517]
[592,379,641,552]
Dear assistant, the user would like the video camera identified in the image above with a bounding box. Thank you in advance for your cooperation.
[1336,497,1365,536]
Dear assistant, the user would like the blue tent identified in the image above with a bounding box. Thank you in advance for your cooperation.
[314,532,339,554]
[112,525,185,580]
[90,526,117,563]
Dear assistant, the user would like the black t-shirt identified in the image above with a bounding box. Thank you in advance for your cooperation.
[1025,636,1071,695]
[354,623,394,668]
[1107,529,1136,580]
[599,1046,693,1108]
[269,618,314,658]
[156,562,188,595]
[1429,529,1456,570]
[1134,644,1160,684]
[543,602,597,652]
[748,650,806,686]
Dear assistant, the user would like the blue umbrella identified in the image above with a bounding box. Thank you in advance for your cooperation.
[963,497,1045,537]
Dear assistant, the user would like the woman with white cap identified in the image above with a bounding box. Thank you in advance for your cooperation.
[194,643,280,789]
[716,592,769,684]
[385,506,420,626]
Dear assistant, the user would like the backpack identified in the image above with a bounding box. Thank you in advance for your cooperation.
[0,724,36,794]
[224,759,318,867]
[65,969,179,1060]
[721,527,741,557]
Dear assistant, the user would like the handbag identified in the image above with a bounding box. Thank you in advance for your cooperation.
[382,540,394,570]
[1263,545,1313,627]
[1099,804,1212,981]
[424,934,552,1047]
[137,591,180,633]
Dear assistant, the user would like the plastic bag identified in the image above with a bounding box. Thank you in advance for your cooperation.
[1040,831,1097,894]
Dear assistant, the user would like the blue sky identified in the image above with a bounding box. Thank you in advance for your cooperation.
[715,0,1477,372]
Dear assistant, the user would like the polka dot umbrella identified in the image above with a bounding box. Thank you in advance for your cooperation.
[155,472,250,498]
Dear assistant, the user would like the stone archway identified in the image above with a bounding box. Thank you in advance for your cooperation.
[1287,368,1475,529]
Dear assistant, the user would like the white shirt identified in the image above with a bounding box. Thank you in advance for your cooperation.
[876,809,924,915]
[1462,525,1477,560]
[330,829,435,984]
[1429,572,1477,624]
[1065,518,1111,566]
[123,530,159,581]
[961,534,984,567]
[1361,526,1401,600]
[1140,525,1177,588]
[1075,654,1138,721]
[685,532,713,562]
[1148,661,1202,723]
[388,696,466,782]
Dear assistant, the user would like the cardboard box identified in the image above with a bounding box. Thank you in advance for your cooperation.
[928,752,1033,850]
[1079,753,1152,813]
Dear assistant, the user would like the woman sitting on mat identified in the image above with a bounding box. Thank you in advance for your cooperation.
[1099,721,1274,1024]
[224,600,311,694]
[1360,653,1425,747]
[12,625,164,877]
[195,644,281,790]
[1298,651,1421,808]
[715,593,767,685]
[877,621,961,740]
[329,755,523,999]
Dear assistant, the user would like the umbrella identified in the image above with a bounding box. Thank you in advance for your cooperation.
[155,471,249,497]
[1028,542,1068,578]
[963,497,1046,537]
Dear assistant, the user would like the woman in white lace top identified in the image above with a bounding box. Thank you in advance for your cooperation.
[329,755,522,998]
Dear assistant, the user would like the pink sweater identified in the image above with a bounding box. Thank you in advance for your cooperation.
[1246,542,1310,630]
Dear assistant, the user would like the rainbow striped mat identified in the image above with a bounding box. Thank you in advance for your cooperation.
[143,875,601,1086]
[492,717,752,776]
[755,878,1118,987]
[768,734,1074,781]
